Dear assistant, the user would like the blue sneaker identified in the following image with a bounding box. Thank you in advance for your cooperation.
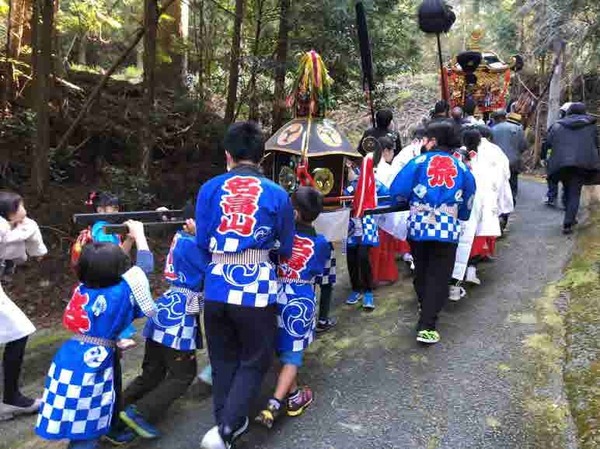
[119,405,161,439]
[362,292,375,310]
[346,291,362,305]
[103,428,137,446]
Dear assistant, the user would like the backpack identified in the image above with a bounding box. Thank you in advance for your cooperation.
[70,227,93,268]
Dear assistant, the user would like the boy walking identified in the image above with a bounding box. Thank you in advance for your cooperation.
[390,121,476,344]
[108,205,206,444]
[255,186,330,428]
[196,122,295,449]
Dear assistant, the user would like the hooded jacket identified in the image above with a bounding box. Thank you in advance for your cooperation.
[547,114,600,179]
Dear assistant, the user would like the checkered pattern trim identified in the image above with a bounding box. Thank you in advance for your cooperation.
[122,266,156,317]
[408,210,461,243]
[206,261,279,307]
[315,255,337,286]
[276,283,316,353]
[347,215,380,247]
[148,314,198,351]
[36,363,114,440]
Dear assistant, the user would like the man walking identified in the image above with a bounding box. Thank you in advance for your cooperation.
[491,109,528,206]
[546,103,600,234]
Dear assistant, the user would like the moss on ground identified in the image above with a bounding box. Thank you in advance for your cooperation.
[562,212,600,449]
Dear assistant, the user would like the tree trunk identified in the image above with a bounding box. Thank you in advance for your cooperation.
[181,0,189,77]
[31,0,53,197]
[77,35,87,65]
[156,0,185,89]
[224,0,244,125]
[141,0,158,177]
[2,0,14,114]
[271,0,290,133]
[136,43,144,71]
[3,0,32,110]
[248,0,264,122]
[546,40,565,131]
[8,0,32,60]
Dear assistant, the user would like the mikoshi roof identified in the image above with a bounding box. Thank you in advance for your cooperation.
[265,118,361,158]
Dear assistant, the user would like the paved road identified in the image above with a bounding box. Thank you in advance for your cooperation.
[136,179,575,449]
[0,179,575,449]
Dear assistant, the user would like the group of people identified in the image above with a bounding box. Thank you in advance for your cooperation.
[347,103,513,343]
[0,98,596,449]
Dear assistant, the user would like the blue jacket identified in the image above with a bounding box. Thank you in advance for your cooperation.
[144,231,208,351]
[389,151,476,243]
[344,179,389,247]
[196,165,295,307]
[275,223,331,353]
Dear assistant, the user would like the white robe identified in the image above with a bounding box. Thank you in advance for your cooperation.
[0,217,43,344]
[452,143,511,281]
[480,138,514,218]
[375,143,421,241]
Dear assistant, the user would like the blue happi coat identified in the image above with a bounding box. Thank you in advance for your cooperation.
[275,223,330,353]
[389,151,476,244]
[195,165,295,308]
[36,255,156,441]
[344,179,389,247]
[144,230,207,351]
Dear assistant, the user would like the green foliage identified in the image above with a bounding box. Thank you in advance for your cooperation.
[57,0,123,36]
[112,65,143,83]
[102,165,156,208]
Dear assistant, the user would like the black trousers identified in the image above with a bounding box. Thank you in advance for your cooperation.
[346,245,373,293]
[123,339,197,423]
[509,168,519,206]
[204,302,277,431]
[409,240,458,331]
[2,336,28,404]
[563,170,586,227]
[318,284,333,321]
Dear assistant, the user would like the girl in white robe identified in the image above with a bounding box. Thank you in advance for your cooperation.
[0,191,47,420]
[378,127,428,269]
[451,128,511,300]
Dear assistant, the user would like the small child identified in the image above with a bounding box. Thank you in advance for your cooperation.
[85,192,136,349]
[35,221,156,449]
[109,204,208,443]
[255,186,330,429]
[344,158,389,310]
[0,191,47,420]
[0,191,47,281]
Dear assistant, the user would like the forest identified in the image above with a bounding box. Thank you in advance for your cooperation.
[0,0,599,220]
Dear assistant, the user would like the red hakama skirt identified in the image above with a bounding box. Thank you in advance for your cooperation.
[395,239,411,255]
[470,236,496,259]
[370,230,399,285]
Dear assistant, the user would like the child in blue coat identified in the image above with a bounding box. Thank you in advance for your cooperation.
[255,186,330,428]
[390,121,476,344]
[344,160,389,310]
[35,221,156,449]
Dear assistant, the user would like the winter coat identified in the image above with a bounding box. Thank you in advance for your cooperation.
[491,121,528,171]
[546,114,600,181]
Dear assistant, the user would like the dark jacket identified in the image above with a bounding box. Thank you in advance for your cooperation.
[547,114,600,180]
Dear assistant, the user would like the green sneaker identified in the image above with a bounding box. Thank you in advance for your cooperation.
[416,330,440,344]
